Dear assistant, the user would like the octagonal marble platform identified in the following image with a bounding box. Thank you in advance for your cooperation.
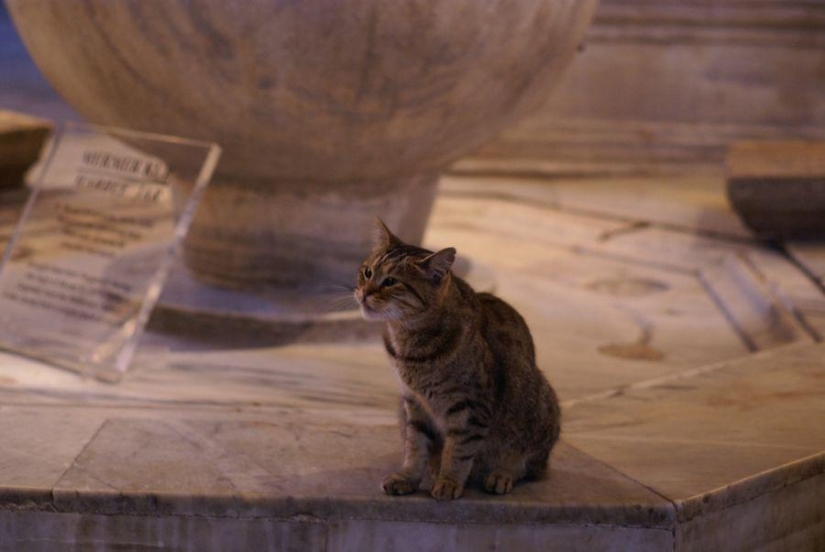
[1,173,824,551]
[3,7,825,547]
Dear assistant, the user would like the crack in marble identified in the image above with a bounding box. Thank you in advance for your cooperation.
[440,183,757,244]
[562,440,678,520]
[51,418,116,501]
[561,341,811,409]
[166,419,287,496]
[565,435,816,452]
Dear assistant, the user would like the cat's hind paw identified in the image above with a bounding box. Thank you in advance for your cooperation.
[483,472,514,495]
[431,477,464,501]
[381,473,420,496]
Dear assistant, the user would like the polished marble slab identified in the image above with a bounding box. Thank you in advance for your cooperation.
[51,418,673,527]
[440,174,753,239]
[564,341,825,516]
[0,407,105,506]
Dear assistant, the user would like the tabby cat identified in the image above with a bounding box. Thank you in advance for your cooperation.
[355,220,561,500]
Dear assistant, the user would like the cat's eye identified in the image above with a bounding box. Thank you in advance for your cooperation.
[363,267,372,279]
[381,277,398,288]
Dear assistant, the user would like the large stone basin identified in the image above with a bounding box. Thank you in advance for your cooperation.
[7,0,597,293]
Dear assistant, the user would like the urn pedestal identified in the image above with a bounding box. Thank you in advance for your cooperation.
[183,174,438,291]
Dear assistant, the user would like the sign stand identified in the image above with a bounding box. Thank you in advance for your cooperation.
[0,122,220,381]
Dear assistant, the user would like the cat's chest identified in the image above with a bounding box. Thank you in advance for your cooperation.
[391,354,453,391]
[392,361,456,412]
[395,373,452,429]
[384,326,473,403]
[391,359,427,394]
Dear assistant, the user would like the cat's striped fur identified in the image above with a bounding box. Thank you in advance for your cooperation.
[355,221,560,500]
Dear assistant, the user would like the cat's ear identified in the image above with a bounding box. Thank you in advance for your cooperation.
[374,218,403,249]
[417,247,456,284]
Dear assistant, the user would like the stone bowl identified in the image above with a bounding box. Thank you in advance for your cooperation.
[7,0,597,293]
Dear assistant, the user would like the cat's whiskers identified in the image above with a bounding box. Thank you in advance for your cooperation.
[323,295,359,314]
[300,283,360,315]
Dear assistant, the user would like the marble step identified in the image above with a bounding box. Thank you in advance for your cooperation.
[0,340,823,551]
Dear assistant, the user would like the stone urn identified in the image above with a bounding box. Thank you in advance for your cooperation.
[8,0,597,297]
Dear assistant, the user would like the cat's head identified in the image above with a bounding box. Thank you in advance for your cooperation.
[355,220,456,321]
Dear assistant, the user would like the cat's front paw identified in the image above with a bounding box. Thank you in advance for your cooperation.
[382,472,420,496]
[483,472,514,495]
[431,477,464,501]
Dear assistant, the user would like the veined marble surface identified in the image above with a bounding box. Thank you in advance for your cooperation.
[0,176,824,551]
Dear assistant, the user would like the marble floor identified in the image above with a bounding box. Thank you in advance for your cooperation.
[2,8,825,550]
[1,174,824,551]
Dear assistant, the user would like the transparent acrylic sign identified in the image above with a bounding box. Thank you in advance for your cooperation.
[0,122,220,381]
